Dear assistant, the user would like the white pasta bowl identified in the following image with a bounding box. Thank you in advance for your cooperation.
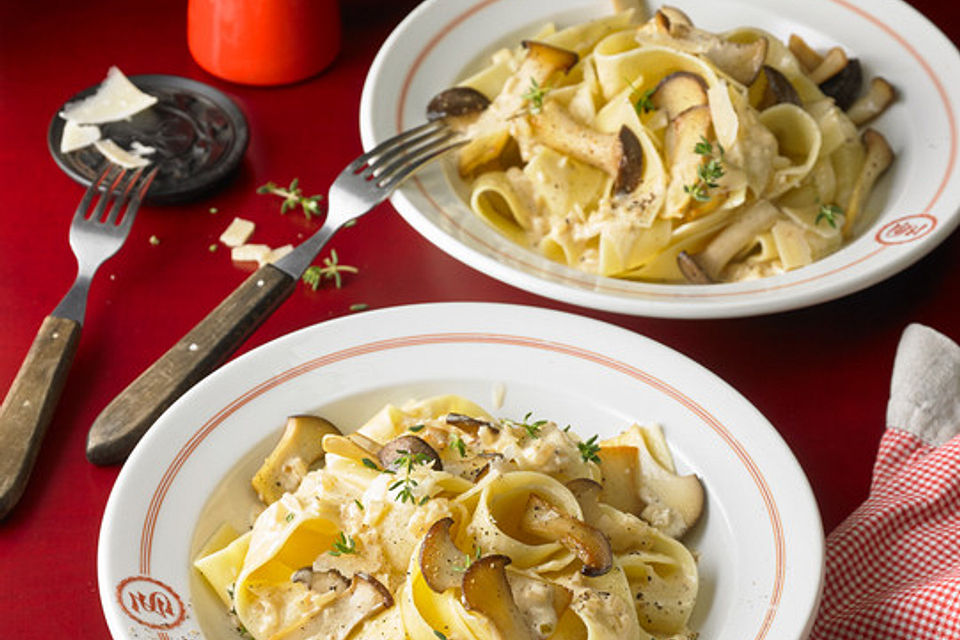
[98,303,823,640]
[359,0,960,318]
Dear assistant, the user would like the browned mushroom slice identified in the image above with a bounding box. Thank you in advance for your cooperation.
[273,573,394,640]
[419,517,468,593]
[676,251,713,284]
[521,40,580,74]
[690,199,780,279]
[322,433,382,468]
[596,446,645,515]
[518,494,613,577]
[565,477,605,525]
[377,435,443,471]
[458,452,505,483]
[427,87,491,122]
[455,40,578,178]
[252,415,342,504]
[807,46,849,85]
[788,34,823,73]
[842,128,894,237]
[651,71,709,120]
[461,555,536,640]
[705,38,767,86]
[752,65,802,110]
[846,77,896,126]
[445,412,498,435]
[634,444,705,539]
[818,57,862,110]
[291,567,351,595]
[665,105,714,213]
[653,6,694,34]
[529,101,644,193]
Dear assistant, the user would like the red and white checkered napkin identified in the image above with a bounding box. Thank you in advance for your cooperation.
[810,324,960,640]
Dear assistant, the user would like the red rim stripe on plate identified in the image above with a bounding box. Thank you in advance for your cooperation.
[138,332,786,638]
[395,0,955,299]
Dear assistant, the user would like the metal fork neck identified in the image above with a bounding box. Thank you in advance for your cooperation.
[51,272,92,325]
[272,221,340,279]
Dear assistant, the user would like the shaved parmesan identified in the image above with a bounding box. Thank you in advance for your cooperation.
[231,244,271,264]
[60,121,101,153]
[130,141,156,156]
[61,66,157,125]
[220,217,256,247]
[94,139,151,168]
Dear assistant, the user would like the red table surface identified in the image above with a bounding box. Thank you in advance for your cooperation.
[1,0,958,637]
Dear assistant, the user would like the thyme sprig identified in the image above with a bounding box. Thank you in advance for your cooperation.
[684,136,726,203]
[450,434,467,458]
[578,434,602,464]
[388,450,434,505]
[522,77,551,114]
[625,78,656,115]
[329,531,357,556]
[301,249,358,290]
[257,178,324,219]
[816,204,844,228]
[503,411,547,438]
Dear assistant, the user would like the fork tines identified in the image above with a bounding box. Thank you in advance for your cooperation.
[349,120,465,191]
[78,164,159,227]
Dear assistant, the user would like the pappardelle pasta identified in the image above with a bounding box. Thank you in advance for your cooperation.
[428,5,895,283]
[194,395,705,640]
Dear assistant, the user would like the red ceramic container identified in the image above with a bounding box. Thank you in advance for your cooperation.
[187,0,341,86]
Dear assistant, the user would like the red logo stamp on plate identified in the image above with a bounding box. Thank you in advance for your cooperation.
[875,214,937,245]
[116,576,186,630]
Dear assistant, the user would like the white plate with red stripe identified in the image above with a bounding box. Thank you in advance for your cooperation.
[98,303,823,640]
[359,0,960,318]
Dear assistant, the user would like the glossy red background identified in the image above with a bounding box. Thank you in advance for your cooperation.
[0,0,958,637]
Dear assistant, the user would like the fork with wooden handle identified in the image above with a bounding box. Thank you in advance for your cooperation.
[85,121,463,465]
[0,165,157,518]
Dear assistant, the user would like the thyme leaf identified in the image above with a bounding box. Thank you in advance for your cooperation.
[301,249,359,290]
[257,178,325,220]
[329,531,357,556]
[578,434,602,464]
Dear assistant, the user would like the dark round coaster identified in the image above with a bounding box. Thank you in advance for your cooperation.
[48,74,249,204]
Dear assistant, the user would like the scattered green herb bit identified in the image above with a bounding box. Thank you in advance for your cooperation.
[257,178,325,220]
[419,495,431,505]
[148,235,160,246]
[208,243,218,252]
[361,457,379,470]
[285,513,294,523]
[408,424,426,432]
[505,411,546,438]
[349,303,369,312]
[816,204,844,228]
[329,531,357,556]
[434,631,449,640]
[301,249,359,290]
[452,546,482,572]
[578,435,602,464]
[563,424,572,432]
[635,88,656,114]
[684,136,726,203]
[451,434,467,458]
[354,499,364,511]
[209,206,219,214]
[522,77,551,114]
[390,449,434,504]
[344,219,358,228]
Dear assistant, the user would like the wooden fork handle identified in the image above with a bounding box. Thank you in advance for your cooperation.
[0,315,81,519]
[86,264,297,465]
